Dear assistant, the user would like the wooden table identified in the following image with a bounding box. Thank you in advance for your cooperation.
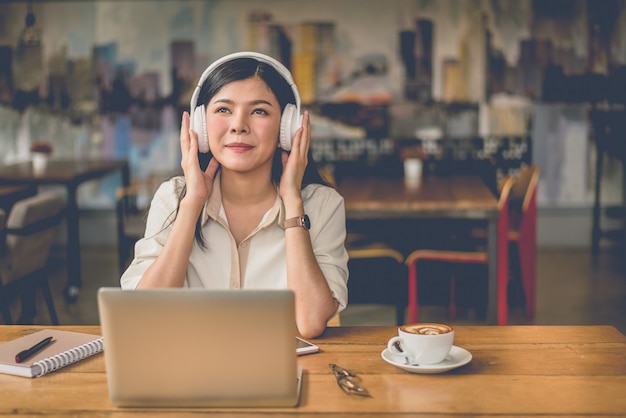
[339,176,500,322]
[340,175,498,219]
[0,159,130,302]
[0,325,624,416]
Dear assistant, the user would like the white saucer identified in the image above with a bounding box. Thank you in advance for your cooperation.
[381,345,472,374]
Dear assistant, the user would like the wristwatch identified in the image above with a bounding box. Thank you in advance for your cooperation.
[284,214,310,230]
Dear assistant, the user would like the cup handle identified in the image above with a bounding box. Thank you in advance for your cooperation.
[387,336,404,355]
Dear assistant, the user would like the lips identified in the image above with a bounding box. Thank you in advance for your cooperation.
[225,143,254,151]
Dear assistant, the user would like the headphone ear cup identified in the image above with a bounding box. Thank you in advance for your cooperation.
[192,105,210,153]
[279,104,301,151]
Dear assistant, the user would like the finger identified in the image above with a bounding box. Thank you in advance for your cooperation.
[281,149,289,168]
[293,110,310,155]
[205,157,220,178]
[290,127,303,155]
[188,127,199,155]
[180,112,189,147]
[181,111,189,130]
[291,127,309,157]
[180,113,192,170]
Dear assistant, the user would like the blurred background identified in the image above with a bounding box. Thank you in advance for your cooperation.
[0,0,625,330]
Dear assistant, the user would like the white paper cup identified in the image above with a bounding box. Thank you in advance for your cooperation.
[32,153,48,175]
[403,158,422,180]
[387,323,454,365]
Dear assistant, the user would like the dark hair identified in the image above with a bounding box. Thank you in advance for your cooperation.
[182,56,332,247]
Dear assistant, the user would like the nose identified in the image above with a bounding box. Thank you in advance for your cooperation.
[230,112,249,135]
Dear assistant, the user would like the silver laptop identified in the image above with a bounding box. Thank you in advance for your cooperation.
[97,288,302,407]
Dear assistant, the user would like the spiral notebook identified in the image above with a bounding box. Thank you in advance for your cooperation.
[0,329,103,378]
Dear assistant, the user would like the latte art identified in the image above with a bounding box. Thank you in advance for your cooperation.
[401,323,452,335]
[416,326,447,335]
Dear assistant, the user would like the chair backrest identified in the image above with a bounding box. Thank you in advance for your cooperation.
[518,165,539,246]
[348,246,405,263]
[509,165,538,207]
[498,176,514,211]
[497,177,514,261]
[520,165,539,214]
[1,191,65,283]
[509,165,539,233]
[347,243,407,325]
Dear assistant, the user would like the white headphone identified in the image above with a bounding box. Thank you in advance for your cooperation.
[189,51,302,153]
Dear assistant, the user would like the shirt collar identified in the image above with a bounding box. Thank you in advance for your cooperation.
[202,172,223,226]
[201,171,285,228]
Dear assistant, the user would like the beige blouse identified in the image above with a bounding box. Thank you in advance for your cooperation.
[120,174,349,313]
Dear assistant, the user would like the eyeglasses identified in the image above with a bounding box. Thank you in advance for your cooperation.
[329,363,371,397]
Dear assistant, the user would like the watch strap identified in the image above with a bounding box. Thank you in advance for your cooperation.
[284,215,310,230]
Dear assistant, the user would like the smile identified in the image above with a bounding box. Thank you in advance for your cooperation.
[226,143,254,151]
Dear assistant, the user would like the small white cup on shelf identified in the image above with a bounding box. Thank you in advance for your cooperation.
[403,158,422,188]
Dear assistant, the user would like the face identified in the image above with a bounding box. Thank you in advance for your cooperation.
[205,77,281,175]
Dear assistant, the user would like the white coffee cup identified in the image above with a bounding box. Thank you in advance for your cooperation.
[387,323,454,365]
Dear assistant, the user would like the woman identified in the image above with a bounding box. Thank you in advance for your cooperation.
[121,52,348,338]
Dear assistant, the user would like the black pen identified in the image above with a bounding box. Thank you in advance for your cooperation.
[15,337,54,363]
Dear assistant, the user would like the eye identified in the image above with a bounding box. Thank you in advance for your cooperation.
[215,107,230,114]
[252,108,269,115]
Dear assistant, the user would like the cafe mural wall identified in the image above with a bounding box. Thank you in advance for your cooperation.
[0,0,625,209]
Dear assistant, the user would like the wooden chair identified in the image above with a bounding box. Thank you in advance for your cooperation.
[346,237,407,325]
[116,174,167,274]
[0,191,65,325]
[405,177,514,325]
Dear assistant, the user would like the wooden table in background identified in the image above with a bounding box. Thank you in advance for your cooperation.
[0,159,130,302]
[339,175,500,322]
[0,325,624,416]
[340,175,498,218]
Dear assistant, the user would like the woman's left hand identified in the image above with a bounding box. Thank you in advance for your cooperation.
[279,111,310,202]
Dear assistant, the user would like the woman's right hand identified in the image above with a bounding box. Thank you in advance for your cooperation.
[180,112,220,210]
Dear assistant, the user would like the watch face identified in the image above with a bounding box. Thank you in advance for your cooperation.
[303,214,311,230]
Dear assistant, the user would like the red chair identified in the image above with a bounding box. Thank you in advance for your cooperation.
[405,177,514,325]
[508,165,540,319]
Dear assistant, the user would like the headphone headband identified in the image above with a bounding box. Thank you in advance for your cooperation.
[190,51,301,118]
